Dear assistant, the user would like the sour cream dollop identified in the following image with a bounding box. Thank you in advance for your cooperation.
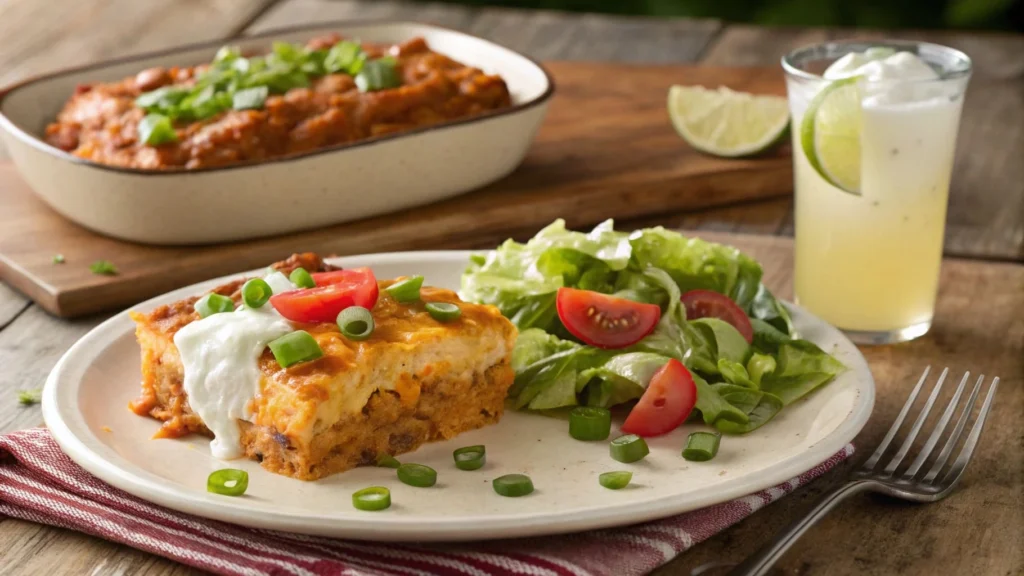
[173,271,295,459]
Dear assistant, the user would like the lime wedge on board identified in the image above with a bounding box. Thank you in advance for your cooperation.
[800,77,863,196]
[667,85,789,158]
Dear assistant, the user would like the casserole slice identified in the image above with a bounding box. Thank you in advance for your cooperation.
[130,252,517,480]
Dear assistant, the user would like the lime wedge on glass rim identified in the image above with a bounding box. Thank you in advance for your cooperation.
[800,76,863,196]
[667,85,790,158]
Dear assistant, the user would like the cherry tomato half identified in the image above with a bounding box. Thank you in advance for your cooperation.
[271,267,378,323]
[680,289,754,344]
[620,359,697,437]
[311,270,352,285]
[556,287,661,349]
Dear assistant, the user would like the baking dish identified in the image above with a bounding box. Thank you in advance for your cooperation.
[0,21,553,245]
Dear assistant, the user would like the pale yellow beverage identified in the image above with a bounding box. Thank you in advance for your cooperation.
[783,42,971,343]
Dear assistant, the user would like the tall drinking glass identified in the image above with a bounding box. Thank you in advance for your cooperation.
[782,41,971,344]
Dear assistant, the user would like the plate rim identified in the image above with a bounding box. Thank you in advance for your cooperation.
[42,250,875,541]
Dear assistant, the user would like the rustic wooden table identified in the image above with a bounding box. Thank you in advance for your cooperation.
[0,1,1021,575]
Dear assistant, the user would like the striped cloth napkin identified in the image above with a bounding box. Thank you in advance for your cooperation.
[0,428,852,576]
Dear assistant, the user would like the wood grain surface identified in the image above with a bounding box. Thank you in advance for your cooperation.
[0,62,790,318]
[1,1,1022,575]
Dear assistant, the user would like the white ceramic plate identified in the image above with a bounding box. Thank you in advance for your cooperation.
[43,251,874,542]
[0,22,552,245]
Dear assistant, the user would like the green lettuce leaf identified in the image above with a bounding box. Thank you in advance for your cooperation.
[627,227,761,308]
[578,352,663,407]
[507,329,581,407]
[692,373,750,426]
[627,267,716,373]
[718,358,756,389]
[750,317,792,352]
[746,353,777,387]
[760,340,845,405]
[710,384,785,434]
[692,317,751,365]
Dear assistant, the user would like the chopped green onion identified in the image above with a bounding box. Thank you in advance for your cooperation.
[137,113,178,146]
[301,49,328,75]
[232,86,268,110]
[52,254,65,264]
[384,276,424,303]
[181,85,222,120]
[325,41,364,74]
[599,471,633,490]
[376,454,401,469]
[207,469,248,496]
[268,330,323,368]
[194,293,235,317]
[134,40,395,126]
[241,278,273,309]
[271,41,303,64]
[356,58,402,92]
[425,302,461,322]
[89,260,118,276]
[569,407,612,441]
[352,486,391,511]
[244,68,309,93]
[230,58,252,75]
[134,86,188,110]
[453,445,486,471]
[610,434,649,463]
[397,463,437,488]
[213,45,242,65]
[17,389,42,406]
[493,474,534,497]
[337,306,374,341]
[682,431,722,462]
[289,267,315,289]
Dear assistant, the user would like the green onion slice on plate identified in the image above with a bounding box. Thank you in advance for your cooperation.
[682,431,722,462]
[493,474,534,497]
[352,486,391,511]
[453,445,486,470]
[609,434,649,463]
[598,471,633,490]
[569,406,611,441]
[376,454,401,469]
[207,469,248,496]
[397,463,437,488]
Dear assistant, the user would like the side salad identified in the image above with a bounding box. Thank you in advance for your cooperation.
[460,220,845,436]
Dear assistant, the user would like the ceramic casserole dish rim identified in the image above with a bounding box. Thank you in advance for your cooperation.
[0,19,556,177]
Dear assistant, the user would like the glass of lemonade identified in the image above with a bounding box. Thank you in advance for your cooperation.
[782,41,972,344]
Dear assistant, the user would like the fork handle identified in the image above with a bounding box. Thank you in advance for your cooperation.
[726,480,875,576]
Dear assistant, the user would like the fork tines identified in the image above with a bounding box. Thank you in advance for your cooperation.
[859,366,999,490]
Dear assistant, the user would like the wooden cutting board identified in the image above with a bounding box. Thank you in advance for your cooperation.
[0,62,790,318]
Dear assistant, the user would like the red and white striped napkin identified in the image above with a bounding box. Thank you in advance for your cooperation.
[0,428,852,576]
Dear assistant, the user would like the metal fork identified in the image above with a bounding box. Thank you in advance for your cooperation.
[723,367,1000,576]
